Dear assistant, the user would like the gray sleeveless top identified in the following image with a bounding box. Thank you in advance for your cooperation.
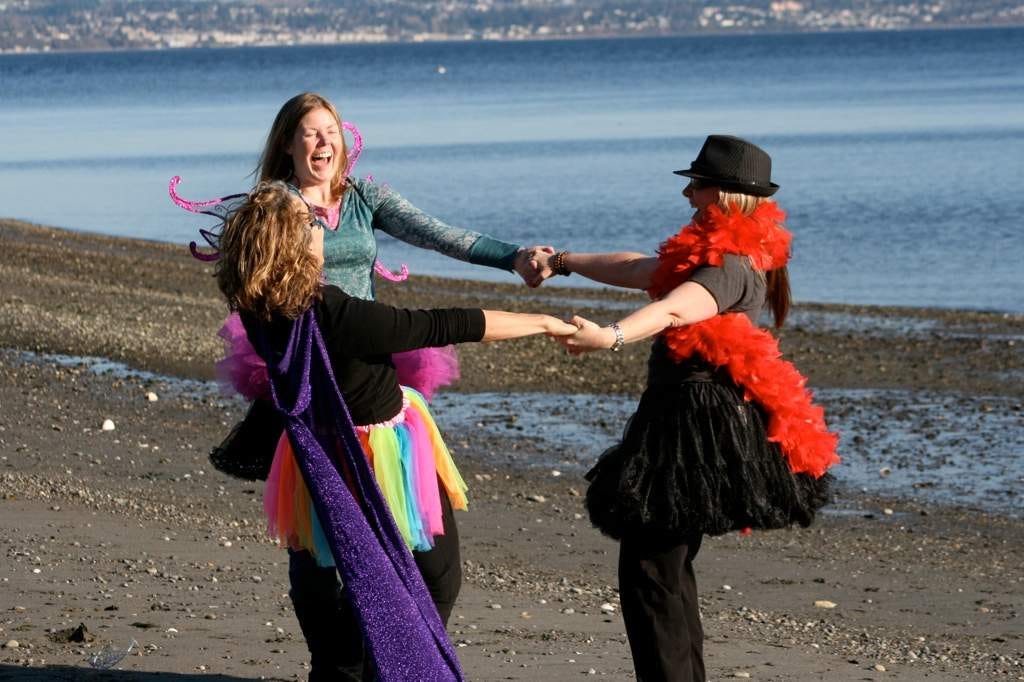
[647,254,766,385]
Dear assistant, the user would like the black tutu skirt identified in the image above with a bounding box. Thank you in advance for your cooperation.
[585,376,832,541]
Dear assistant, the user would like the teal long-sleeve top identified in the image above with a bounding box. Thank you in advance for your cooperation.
[323,178,521,300]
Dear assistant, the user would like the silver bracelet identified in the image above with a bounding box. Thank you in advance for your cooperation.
[608,323,625,352]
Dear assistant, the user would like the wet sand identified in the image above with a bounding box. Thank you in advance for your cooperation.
[0,218,1022,681]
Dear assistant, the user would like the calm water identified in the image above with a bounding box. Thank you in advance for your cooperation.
[8,349,1022,516]
[1,29,1023,311]
[430,389,1024,518]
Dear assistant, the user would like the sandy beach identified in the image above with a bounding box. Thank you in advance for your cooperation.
[0,218,1021,681]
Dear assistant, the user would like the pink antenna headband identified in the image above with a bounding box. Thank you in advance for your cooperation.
[171,120,364,213]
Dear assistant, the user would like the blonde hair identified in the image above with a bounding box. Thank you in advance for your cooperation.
[717,190,767,216]
[256,92,349,201]
[716,189,791,328]
[215,181,322,320]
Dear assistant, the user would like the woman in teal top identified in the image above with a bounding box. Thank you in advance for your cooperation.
[258,92,548,300]
[254,92,554,681]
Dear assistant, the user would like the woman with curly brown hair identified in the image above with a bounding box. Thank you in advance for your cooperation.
[214,180,574,681]
[201,91,564,681]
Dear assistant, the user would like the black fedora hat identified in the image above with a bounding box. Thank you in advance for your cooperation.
[674,135,779,197]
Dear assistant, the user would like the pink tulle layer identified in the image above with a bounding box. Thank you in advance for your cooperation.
[214,313,461,402]
[391,346,460,402]
[215,313,270,401]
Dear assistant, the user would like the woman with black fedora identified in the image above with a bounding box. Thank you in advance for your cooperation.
[542,135,839,681]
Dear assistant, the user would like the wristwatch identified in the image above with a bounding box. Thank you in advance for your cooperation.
[609,323,625,352]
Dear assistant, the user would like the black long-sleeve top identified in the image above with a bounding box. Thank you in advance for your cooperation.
[242,285,486,425]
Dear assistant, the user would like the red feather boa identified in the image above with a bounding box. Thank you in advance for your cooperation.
[648,202,839,478]
[648,201,791,294]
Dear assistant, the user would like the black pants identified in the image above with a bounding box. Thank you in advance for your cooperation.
[289,490,462,682]
[618,533,705,682]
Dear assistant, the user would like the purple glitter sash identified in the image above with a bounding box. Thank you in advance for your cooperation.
[249,308,464,681]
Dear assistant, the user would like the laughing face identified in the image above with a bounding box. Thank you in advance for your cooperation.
[286,107,344,190]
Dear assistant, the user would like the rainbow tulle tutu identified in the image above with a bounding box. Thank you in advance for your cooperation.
[264,387,468,565]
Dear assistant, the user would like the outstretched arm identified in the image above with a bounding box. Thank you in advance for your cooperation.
[481,310,578,341]
[364,181,556,286]
[559,280,718,354]
[533,250,659,290]
[319,287,576,357]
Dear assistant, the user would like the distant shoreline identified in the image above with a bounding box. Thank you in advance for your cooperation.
[2,23,1021,57]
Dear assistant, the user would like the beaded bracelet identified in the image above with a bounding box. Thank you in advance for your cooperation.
[552,251,571,276]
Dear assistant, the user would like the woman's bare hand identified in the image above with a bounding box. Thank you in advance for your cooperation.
[556,315,616,355]
[544,315,580,337]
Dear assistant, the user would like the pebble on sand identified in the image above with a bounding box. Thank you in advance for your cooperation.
[814,600,838,609]
[145,392,158,402]
[3,640,18,649]
[101,419,115,431]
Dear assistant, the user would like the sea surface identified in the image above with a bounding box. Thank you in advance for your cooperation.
[1,28,1023,312]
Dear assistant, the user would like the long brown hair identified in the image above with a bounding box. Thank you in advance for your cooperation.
[764,266,791,328]
[215,182,322,320]
[256,92,349,201]
[717,190,791,328]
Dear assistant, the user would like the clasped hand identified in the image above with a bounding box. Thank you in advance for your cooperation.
[555,315,612,355]
[514,245,557,288]
[544,315,582,337]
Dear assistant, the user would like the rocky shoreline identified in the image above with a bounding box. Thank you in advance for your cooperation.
[3,218,1022,398]
[0,219,1021,680]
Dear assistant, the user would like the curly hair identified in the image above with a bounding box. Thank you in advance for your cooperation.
[215,181,322,320]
